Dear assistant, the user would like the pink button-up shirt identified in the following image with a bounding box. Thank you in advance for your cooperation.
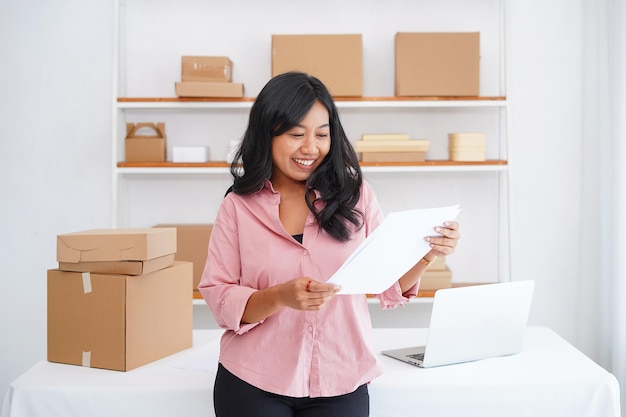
[198,180,417,398]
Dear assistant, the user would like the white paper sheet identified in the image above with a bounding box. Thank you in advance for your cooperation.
[328,205,461,294]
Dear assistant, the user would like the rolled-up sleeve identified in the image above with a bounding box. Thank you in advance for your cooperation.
[198,198,261,334]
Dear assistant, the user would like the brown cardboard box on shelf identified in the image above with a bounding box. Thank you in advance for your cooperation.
[154,224,213,294]
[125,123,166,163]
[175,81,244,98]
[47,261,193,371]
[181,56,232,82]
[360,152,426,163]
[271,34,363,97]
[395,32,480,97]
[448,133,486,162]
[354,139,429,153]
[419,267,453,291]
[427,256,447,271]
[361,133,410,141]
[57,228,177,263]
[58,253,175,276]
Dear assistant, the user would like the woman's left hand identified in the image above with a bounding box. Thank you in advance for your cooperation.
[425,221,460,258]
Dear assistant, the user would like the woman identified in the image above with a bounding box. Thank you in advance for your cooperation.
[198,71,460,416]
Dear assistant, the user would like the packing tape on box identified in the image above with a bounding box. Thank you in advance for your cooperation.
[82,351,91,367]
[81,272,92,294]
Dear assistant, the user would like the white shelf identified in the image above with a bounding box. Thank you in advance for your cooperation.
[112,0,511,285]
[117,167,232,175]
[116,164,507,176]
[116,98,507,111]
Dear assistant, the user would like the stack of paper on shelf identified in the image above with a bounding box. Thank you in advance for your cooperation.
[49,228,193,371]
[420,256,453,291]
[355,133,429,162]
[448,133,486,162]
[175,56,244,98]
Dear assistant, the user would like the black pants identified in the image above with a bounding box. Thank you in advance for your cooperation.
[214,363,370,417]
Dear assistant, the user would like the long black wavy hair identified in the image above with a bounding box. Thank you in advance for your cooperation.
[228,71,364,242]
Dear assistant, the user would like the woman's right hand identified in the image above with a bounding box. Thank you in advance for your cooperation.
[241,278,341,324]
[278,277,342,311]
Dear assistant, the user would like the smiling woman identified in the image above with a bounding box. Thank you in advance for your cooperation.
[197,71,460,417]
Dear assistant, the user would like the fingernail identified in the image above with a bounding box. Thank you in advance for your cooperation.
[424,237,431,242]
[435,227,441,233]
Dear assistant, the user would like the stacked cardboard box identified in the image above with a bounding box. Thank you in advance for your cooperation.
[448,133,486,162]
[153,224,213,298]
[175,56,244,98]
[48,228,193,371]
[420,256,453,291]
[354,133,429,162]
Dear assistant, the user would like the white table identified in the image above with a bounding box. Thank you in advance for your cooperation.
[2,327,621,417]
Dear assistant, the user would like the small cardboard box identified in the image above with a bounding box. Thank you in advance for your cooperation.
[47,261,193,371]
[448,133,486,161]
[419,267,453,290]
[360,151,426,163]
[58,253,175,276]
[181,56,232,82]
[271,34,363,97]
[57,228,177,263]
[154,224,212,294]
[395,32,480,96]
[172,146,210,163]
[125,123,166,163]
[175,81,244,98]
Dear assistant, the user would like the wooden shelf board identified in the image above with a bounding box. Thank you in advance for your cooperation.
[117,160,507,169]
[118,96,506,103]
[117,161,231,168]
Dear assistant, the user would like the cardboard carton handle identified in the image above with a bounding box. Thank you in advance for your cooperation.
[126,122,165,139]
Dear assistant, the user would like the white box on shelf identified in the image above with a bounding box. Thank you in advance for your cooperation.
[172,146,210,163]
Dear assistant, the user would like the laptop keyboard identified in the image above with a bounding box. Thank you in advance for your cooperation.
[407,353,425,361]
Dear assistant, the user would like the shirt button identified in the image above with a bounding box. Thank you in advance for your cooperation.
[308,326,314,332]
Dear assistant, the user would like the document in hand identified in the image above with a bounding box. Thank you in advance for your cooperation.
[327,205,461,294]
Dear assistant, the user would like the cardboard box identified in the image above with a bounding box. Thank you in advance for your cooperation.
[271,34,363,97]
[47,261,193,371]
[175,81,244,98]
[395,32,480,96]
[58,253,175,276]
[57,228,177,263]
[448,132,486,161]
[154,224,212,293]
[125,123,166,163]
[181,56,232,82]
[354,139,429,153]
[172,146,210,163]
[419,267,453,291]
[427,256,447,271]
[360,151,426,163]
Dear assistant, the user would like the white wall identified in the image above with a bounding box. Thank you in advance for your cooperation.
[0,0,599,402]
